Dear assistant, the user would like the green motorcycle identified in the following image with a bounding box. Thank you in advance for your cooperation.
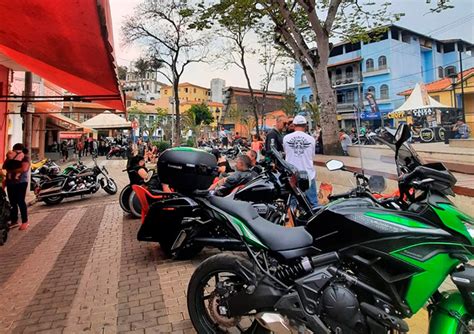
[187,124,473,333]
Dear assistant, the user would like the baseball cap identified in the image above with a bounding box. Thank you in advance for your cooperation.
[293,115,307,125]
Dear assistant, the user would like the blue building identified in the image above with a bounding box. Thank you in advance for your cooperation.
[294,25,474,128]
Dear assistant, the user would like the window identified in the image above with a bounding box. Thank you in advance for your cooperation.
[367,86,376,96]
[445,65,457,77]
[309,94,314,102]
[126,100,131,107]
[432,95,440,102]
[346,91,354,102]
[438,66,444,79]
[301,74,307,84]
[378,56,387,69]
[335,68,342,80]
[391,29,399,40]
[337,93,344,104]
[193,88,196,93]
[345,42,361,52]
[380,85,389,99]
[185,88,188,93]
[302,96,307,104]
[366,59,374,72]
[436,43,442,53]
[345,66,353,78]
[401,32,411,43]
[444,43,455,53]
[165,90,168,94]
[330,45,344,57]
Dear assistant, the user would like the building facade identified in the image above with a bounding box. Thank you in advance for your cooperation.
[294,25,474,128]
[210,78,225,103]
[123,69,164,103]
[221,86,286,136]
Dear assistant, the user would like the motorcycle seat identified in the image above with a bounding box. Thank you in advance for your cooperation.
[209,196,313,251]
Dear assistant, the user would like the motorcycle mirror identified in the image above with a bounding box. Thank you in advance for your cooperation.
[395,124,410,148]
[326,159,344,171]
[368,175,386,193]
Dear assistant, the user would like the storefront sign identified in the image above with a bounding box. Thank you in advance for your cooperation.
[419,127,434,142]
[412,108,434,117]
[387,111,406,119]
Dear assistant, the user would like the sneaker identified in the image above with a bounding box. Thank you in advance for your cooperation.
[19,222,29,231]
[8,221,20,229]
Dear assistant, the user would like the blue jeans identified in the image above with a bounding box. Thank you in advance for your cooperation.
[305,179,319,209]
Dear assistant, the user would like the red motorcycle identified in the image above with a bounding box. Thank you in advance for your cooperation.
[106,145,127,159]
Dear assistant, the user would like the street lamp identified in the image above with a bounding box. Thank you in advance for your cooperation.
[448,72,457,111]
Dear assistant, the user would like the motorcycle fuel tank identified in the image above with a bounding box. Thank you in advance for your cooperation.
[234,174,280,203]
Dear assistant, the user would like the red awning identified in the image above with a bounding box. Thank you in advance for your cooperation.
[59,132,84,139]
[0,0,125,111]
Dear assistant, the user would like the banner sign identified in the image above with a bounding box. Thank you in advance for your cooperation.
[365,92,380,113]
[412,108,434,117]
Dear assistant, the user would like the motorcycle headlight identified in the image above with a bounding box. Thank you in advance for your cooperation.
[469,228,474,239]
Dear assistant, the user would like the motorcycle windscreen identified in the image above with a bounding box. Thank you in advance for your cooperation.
[137,197,199,242]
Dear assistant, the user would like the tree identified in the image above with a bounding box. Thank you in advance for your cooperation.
[281,92,299,116]
[182,104,214,145]
[188,103,214,126]
[117,66,128,80]
[195,0,265,138]
[123,0,209,146]
[201,0,448,154]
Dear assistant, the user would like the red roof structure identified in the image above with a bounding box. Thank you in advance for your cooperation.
[0,0,125,110]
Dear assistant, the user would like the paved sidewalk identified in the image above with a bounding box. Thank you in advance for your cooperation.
[0,157,461,333]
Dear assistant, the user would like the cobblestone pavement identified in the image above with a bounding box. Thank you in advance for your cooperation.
[0,157,457,333]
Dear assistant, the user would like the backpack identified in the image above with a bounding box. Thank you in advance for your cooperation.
[0,188,11,245]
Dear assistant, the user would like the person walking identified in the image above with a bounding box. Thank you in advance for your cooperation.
[3,143,30,230]
[265,115,288,154]
[60,140,69,162]
[283,115,318,208]
[339,129,352,156]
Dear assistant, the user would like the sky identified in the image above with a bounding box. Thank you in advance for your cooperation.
[109,0,474,92]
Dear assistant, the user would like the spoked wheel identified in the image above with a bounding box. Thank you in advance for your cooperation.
[43,195,63,205]
[188,254,270,334]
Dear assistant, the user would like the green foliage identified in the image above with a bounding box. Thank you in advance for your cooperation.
[151,140,171,152]
[185,137,195,147]
[188,103,214,126]
[117,66,128,80]
[282,93,299,116]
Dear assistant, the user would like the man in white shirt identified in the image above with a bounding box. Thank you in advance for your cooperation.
[283,115,318,208]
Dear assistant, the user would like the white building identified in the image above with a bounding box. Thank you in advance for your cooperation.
[210,78,225,103]
[123,69,165,103]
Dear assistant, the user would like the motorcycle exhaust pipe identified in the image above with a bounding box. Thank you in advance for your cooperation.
[193,237,244,250]
[255,313,303,334]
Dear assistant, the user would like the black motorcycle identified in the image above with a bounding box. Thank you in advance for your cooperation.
[186,124,474,333]
[136,146,313,259]
[36,157,117,205]
[0,188,11,246]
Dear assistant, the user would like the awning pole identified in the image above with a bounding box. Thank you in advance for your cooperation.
[22,72,33,152]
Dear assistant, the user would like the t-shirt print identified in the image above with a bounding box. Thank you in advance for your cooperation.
[287,136,312,156]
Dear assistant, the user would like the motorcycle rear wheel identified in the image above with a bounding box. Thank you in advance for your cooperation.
[187,254,270,334]
[128,191,141,218]
[43,196,63,205]
[119,185,133,213]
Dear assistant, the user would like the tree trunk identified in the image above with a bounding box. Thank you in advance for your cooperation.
[173,83,180,146]
[312,64,340,155]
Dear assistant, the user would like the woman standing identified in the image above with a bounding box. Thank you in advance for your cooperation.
[3,143,30,230]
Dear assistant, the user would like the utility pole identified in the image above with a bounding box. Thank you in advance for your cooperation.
[22,72,33,152]
[459,48,466,122]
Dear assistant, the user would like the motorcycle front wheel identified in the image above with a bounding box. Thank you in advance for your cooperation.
[187,254,271,334]
[103,179,118,195]
[43,196,63,205]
